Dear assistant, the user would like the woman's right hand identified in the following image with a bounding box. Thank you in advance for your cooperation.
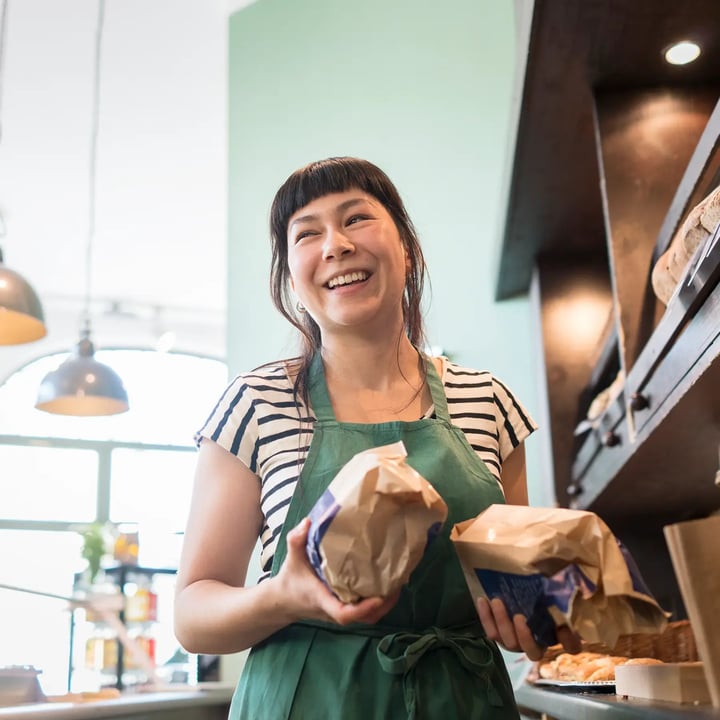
[477,596,581,661]
[275,517,400,626]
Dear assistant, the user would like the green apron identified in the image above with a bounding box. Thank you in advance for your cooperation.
[229,355,520,719]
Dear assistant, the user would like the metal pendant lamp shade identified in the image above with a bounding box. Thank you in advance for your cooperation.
[36,330,129,416]
[0,249,47,345]
[34,0,129,417]
[0,1,47,344]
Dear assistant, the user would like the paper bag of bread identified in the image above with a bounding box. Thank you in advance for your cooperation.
[451,505,668,648]
[305,441,448,602]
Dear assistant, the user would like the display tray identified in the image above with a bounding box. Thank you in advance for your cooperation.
[532,679,616,693]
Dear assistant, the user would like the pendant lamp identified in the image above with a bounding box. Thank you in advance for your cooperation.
[0,0,47,345]
[0,245,47,345]
[35,0,128,416]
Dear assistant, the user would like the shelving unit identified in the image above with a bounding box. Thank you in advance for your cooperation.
[498,1,720,716]
[498,0,720,520]
[68,565,176,692]
[568,90,720,519]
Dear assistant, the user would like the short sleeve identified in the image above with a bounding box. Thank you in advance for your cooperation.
[492,376,538,462]
[194,375,260,473]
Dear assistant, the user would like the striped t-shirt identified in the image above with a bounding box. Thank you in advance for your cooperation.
[196,357,537,582]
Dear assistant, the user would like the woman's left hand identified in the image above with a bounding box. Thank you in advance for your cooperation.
[477,597,581,661]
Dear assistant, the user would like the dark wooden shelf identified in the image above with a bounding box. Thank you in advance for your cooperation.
[569,112,720,520]
[497,0,720,300]
[502,1,720,621]
[572,275,720,520]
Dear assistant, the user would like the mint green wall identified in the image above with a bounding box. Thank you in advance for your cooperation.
[227,0,551,505]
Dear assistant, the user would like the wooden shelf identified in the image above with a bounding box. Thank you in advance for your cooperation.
[572,272,720,519]
[569,111,720,519]
[500,0,720,630]
[497,0,720,300]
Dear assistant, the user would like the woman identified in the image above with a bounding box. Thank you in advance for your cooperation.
[175,157,577,719]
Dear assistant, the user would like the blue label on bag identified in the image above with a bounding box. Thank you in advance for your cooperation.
[475,562,598,648]
[618,541,653,596]
[305,488,341,586]
[426,520,442,545]
[476,569,559,647]
[474,540,662,648]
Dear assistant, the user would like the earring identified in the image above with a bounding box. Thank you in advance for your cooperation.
[296,300,306,314]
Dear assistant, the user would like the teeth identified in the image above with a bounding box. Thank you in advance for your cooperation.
[328,271,368,289]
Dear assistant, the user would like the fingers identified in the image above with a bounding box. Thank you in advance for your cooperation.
[286,517,311,548]
[330,596,385,625]
[323,588,401,626]
[476,597,543,661]
[479,597,525,651]
[281,517,402,626]
[512,613,544,661]
[557,624,582,654]
[477,597,500,641]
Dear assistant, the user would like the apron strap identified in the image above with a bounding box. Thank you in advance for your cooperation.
[307,352,450,423]
[308,353,335,422]
[424,356,450,423]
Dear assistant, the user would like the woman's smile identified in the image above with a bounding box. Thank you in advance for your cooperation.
[325,270,370,289]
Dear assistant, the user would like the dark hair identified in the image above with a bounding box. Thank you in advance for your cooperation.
[269,156,428,404]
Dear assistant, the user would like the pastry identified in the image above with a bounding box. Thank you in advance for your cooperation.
[651,184,720,305]
[536,653,665,682]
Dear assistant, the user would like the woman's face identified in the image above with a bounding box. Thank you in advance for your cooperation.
[286,190,408,338]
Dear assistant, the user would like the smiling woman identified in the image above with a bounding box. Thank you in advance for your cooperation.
[174,157,544,720]
[0,349,228,695]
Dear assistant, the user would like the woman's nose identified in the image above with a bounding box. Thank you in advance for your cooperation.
[322,228,354,260]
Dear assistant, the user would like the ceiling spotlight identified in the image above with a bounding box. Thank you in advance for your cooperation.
[664,40,701,66]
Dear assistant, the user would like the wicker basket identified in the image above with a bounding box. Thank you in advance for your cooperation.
[541,620,698,664]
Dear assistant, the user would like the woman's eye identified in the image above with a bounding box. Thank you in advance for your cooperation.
[347,214,369,226]
[294,230,313,243]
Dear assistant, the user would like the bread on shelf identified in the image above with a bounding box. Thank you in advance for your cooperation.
[652,185,720,305]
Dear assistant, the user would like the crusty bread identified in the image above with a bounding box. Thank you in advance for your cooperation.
[679,199,710,257]
[537,653,665,682]
[669,240,693,285]
[652,184,720,305]
[697,184,720,235]
[623,657,665,666]
[652,246,679,304]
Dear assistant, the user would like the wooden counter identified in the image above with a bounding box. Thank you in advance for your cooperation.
[0,684,234,720]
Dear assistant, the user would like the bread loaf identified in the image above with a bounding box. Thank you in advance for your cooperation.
[537,652,665,682]
[651,184,720,305]
[651,247,678,304]
[700,185,720,233]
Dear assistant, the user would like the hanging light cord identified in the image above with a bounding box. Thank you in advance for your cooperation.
[0,0,8,145]
[0,0,8,241]
[83,0,106,337]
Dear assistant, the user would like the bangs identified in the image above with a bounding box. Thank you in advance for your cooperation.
[271,157,401,240]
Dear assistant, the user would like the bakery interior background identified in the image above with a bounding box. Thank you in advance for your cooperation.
[0,0,548,694]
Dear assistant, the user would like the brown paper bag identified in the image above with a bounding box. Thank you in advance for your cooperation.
[305,441,448,602]
[664,515,720,708]
[451,505,668,648]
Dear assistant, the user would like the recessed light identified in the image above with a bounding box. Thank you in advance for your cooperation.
[664,40,701,66]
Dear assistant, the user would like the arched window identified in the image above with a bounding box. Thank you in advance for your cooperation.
[0,349,228,695]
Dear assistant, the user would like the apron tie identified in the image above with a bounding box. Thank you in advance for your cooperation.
[376,626,504,719]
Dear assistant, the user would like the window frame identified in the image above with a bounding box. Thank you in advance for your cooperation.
[0,433,196,532]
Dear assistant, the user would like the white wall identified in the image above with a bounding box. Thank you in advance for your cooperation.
[0,0,229,383]
[225,0,550,499]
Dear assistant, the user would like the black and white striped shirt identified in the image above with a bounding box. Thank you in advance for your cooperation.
[196,358,537,581]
